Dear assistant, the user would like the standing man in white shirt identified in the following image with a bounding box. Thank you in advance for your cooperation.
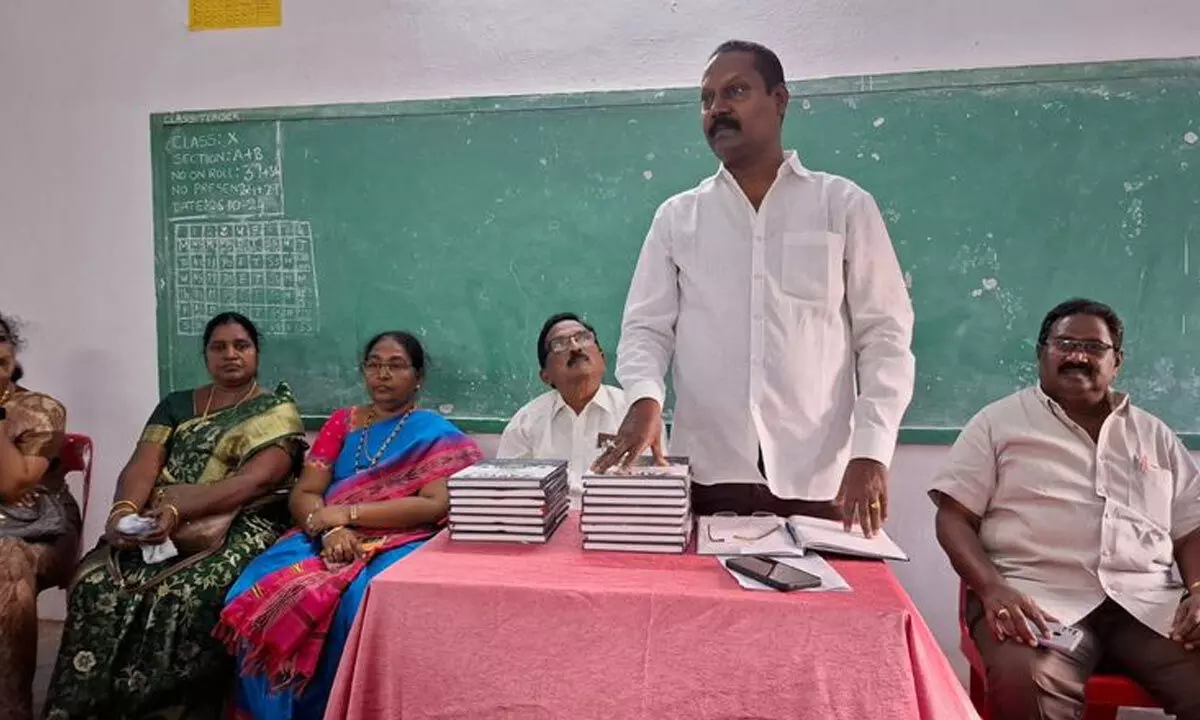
[498,312,650,504]
[594,40,915,535]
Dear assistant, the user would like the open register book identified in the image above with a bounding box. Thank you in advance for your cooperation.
[696,514,909,561]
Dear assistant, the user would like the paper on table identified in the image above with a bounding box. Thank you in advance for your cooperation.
[719,554,852,593]
[695,515,803,557]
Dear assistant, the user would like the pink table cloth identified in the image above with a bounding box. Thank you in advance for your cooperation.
[326,518,977,720]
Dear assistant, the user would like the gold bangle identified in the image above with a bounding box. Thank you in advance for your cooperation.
[108,500,138,517]
[162,503,181,526]
[349,504,360,524]
[1189,580,1200,592]
[322,525,347,540]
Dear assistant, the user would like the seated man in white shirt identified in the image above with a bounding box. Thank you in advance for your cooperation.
[931,298,1200,720]
[498,313,639,503]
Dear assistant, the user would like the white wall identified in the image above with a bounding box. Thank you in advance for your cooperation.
[3,0,1199,673]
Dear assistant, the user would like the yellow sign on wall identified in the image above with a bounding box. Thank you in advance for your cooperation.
[189,0,281,31]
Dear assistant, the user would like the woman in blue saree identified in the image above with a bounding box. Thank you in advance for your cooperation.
[217,331,481,719]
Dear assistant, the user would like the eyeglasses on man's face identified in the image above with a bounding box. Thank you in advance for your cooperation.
[547,330,596,354]
[1046,336,1116,358]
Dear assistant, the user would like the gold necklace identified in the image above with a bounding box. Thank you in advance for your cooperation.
[0,383,12,407]
[202,380,258,419]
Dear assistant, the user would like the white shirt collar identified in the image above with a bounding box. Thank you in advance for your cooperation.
[550,383,615,419]
[716,149,811,185]
[1033,383,1130,418]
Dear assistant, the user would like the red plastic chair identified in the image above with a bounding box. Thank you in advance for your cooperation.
[959,583,1160,720]
[60,433,94,524]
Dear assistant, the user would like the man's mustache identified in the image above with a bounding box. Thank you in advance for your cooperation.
[1059,362,1094,376]
[566,351,589,366]
[708,115,740,138]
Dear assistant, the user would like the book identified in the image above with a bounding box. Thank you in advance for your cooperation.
[581,475,688,489]
[786,515,909,561]
[582,540,687,554]
[451,496,548,508]
[449,474,568,499]
[581,486,687,498]
[579,512,690,525]
[582,456,691,480]
[452,500,568,529]
[450,501,565,517]
[695,514,909,561]
[449,459,568,487]
[583,495,689,508]
[451,509,567,544]
[580,522,691,535]
[578,504,689,517]
[449,513,557,526]
[452,531,554,544]
[585,532,688,544]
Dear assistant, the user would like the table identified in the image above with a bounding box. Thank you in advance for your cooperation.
[326,518,977,720]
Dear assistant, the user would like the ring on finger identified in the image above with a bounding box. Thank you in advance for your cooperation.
[996,607,1010,617]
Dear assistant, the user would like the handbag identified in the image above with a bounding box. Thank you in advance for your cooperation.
[169,488,289,556]
[0,487,70,540]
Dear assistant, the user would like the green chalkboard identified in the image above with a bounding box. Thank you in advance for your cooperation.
[151,58,1200,442]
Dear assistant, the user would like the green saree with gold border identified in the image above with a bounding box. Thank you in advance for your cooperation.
[44,384,305,720]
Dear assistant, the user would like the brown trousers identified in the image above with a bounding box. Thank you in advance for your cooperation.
[691,482,842,520]
[967,594,1200,720]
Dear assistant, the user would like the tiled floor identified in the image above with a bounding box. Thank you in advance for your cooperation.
[34,620,63,716]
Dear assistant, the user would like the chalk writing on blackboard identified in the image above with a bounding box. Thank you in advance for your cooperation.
[165,123,284,219]
[173,220,318,337]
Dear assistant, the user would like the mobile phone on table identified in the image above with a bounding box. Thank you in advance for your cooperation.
[726,555,822,592]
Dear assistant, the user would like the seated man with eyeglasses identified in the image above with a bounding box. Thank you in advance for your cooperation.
[930,298,1200,719]
[499,312,659,504]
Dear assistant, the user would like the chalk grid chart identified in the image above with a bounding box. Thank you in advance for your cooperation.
[173,220,319,336]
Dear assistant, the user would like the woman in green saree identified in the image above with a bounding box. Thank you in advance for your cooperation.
[43,312,306,720]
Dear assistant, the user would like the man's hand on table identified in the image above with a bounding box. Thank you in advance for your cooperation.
[591,398,666,472]
[835,458,888,537]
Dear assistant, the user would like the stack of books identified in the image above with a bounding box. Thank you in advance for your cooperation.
[447,459,570,543]
[580,458,692,553]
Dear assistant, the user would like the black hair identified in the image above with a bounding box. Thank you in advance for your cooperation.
[0,312,23,384]
[537,312,599,369]
[1037,298,1124,351]
[363,331,426,377]
[710,39,786,91]
[203,312,260,351]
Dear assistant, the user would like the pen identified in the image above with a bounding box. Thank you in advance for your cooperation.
[784,520,801,548]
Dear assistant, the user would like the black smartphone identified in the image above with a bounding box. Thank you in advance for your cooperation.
[726,555,822,592]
